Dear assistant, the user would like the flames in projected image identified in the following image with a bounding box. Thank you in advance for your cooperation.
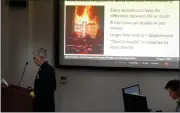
[66,6,104,54]
[74,6,99,39]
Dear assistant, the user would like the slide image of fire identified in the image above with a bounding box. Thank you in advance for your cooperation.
[65,5,104,54]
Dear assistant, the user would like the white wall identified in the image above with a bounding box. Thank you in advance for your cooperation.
[1,0,179,112]
[1,0,10,79]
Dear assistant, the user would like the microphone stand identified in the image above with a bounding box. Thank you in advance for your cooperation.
[18,62,28,87]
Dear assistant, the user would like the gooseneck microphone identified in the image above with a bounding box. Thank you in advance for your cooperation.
[18,62,28,87]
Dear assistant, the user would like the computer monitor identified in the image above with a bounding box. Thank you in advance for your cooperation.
[122,93,148,112]
[122,84,140,95]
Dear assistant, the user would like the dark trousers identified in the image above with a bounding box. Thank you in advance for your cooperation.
[33,99,55,112]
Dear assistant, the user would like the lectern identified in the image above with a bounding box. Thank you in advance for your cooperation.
[1,84,33,112]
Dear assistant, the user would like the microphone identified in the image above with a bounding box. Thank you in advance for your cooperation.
[18,62,28,87]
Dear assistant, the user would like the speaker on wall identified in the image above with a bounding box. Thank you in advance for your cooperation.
[8,0,28,8]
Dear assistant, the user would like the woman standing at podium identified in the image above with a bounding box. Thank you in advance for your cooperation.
[31,48,56,112]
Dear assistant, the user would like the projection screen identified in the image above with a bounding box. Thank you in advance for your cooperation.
[58,0,180,69]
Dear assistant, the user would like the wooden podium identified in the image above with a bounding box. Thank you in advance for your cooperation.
[1,84,33,112]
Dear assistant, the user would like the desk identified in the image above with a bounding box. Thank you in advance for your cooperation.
[1,84,33,112]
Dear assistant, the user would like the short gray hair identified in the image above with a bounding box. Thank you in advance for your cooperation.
[33,48,47,58]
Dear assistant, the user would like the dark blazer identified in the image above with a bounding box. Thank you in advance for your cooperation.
[176,100,180,112]
[33,61,56,112]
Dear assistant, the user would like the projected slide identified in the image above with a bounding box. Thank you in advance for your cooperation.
[59,1,179,69]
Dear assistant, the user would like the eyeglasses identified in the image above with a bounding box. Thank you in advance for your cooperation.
[33,56,36,60]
